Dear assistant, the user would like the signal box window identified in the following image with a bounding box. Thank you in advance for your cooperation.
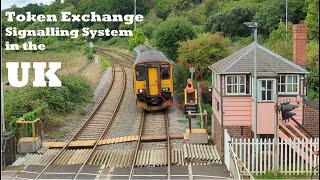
[136,65,145,81]
[161,65,170,79]
[226,75,249,95]
[278,75,299,94]
[258,79,275,101]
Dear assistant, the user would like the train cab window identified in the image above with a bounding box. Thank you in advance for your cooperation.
[161,65,170,79]
[136,65,146,81]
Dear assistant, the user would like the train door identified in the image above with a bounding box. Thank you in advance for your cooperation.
[148,67,159,96]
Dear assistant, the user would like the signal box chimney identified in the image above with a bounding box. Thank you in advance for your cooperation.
[292,24,307,68]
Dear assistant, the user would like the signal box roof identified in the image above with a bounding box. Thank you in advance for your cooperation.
[209,43,307,75]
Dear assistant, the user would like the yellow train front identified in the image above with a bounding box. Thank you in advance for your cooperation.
[133,46,174,111]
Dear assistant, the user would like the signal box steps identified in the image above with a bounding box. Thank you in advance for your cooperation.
[278,120,317,165]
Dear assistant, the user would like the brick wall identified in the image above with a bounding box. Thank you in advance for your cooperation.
[303,101,319,138]
[293,24,307,68]
[226,126,253,139]
[212,114,254,161]
[212,114,224,161]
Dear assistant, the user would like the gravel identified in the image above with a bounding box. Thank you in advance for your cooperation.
[105,68,142,139]
[101,67,143,150]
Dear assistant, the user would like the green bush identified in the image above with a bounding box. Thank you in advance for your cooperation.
[87,48,94,60]
[60,75,91,104]
[100,56,111,72]
[4,75,91,132]
[128,29,145,50]
[105,37,130,49]
[178,33,232,79]
[154,17,196,60]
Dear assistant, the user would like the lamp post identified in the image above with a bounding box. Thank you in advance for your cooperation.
[286,0,288,38]
[243,21,258,140]
[243,21,258,170]
[134,0,137,30]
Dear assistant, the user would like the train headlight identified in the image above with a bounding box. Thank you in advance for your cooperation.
[138,89,146,93]
[162,88,170,92]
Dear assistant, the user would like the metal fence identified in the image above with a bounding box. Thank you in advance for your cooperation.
[1,131,16,167]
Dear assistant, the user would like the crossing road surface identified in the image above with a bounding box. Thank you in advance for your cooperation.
[2,164,231,179]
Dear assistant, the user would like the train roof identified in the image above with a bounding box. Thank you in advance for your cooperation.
[133,45,153,54]
[134,48,172,65]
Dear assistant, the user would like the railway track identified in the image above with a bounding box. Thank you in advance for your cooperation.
[104,48,134,63]
[10,48,223,180]
[129,109,172,179]
[96,47,133,68]
[33,48,127,179]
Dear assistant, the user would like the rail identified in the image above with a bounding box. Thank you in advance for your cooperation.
[128,110,145,180]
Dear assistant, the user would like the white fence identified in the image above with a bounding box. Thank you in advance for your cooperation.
[228,135,319,175]
[224,129,255,179]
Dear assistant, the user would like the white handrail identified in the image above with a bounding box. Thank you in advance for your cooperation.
[229,144,255,180]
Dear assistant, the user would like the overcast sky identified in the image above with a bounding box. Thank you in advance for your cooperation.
[1,0,58,10]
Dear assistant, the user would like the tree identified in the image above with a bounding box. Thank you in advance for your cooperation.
[23,3,45,14]
[177,33,231,79]
[206,5,256,37]
[153,18,196,60]
[77,0,149,29]
[304,0,319,40]
[155,0,196,20]
[140,9,163,39]
[264,21,293,60]
[128,29,145,50]
[306,41,319,102]
[254,0,306,35]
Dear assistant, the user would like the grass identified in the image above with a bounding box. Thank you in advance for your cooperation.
[254,172,313,179]
[100,56,111,72]
[177,119,187,124]
[1,50,89,82]
[96,36,130,50]
[2,50,95,140]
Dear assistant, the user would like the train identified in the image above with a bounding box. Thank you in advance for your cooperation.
[133,46,174,111]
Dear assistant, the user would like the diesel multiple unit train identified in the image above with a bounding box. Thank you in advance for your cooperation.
[133,46,174,111]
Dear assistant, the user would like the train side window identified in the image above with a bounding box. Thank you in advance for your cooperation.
[136,65,145,81]
[161,65,170,79]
